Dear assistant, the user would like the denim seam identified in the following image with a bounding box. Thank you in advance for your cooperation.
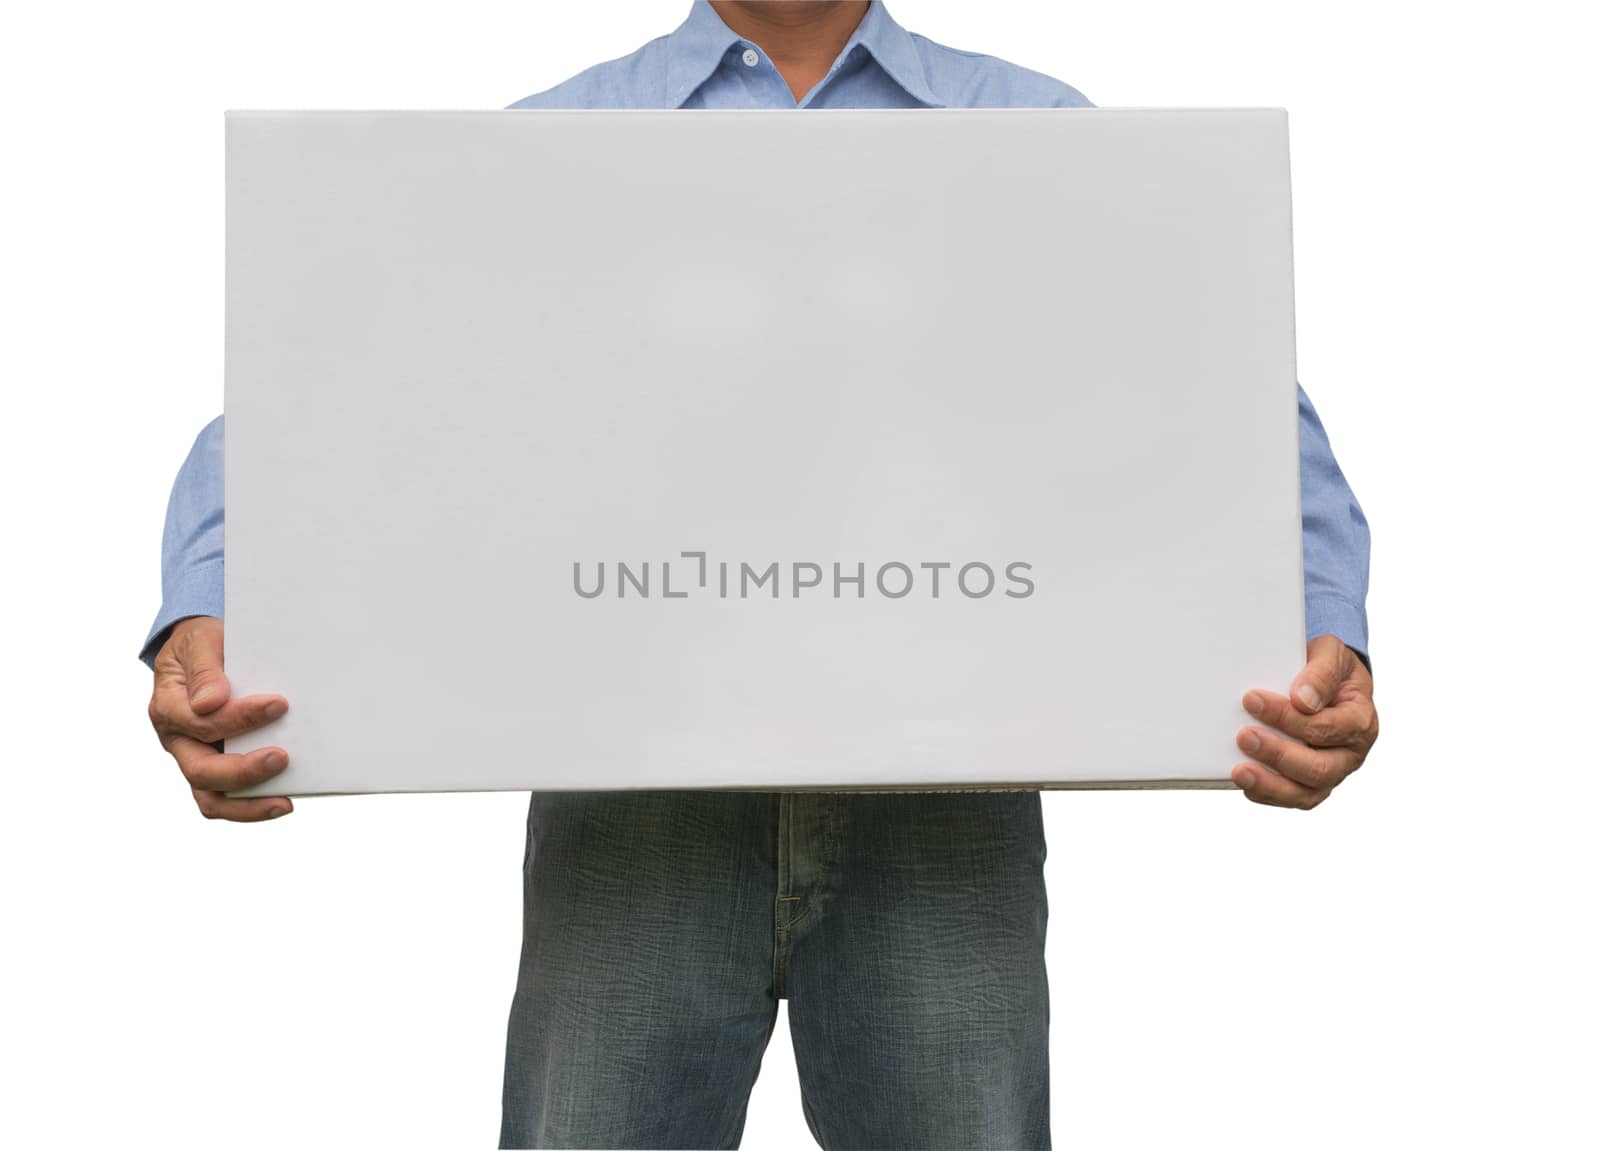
[777,896,808,932]
[773,795,789,997]
[818,797,841,917]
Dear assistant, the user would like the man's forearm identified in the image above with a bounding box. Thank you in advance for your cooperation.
[1297,382,1372,670]
[139,414,225,670]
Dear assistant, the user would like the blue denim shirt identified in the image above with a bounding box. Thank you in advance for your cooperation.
[139,0,1371,670]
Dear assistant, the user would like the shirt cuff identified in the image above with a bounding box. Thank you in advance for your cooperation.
[138,559,224,672]
[1306,594,1371,676]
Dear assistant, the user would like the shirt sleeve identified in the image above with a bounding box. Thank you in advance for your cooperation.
[138,414,225,671]
[1298,382,1372,670]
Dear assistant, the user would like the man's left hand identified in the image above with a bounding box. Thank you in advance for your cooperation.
[1232,634,1378,809]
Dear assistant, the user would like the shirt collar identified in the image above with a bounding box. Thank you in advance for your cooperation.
[664,0,944,108]
[663,1,745,107]
[836,0,944,107]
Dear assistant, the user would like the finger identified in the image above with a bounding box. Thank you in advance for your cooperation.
[179,624,232,714]
[167,732,291,793]
[1244,688,1379,755]
[1232,763,1330,810]
[151,686,289,746]
[1289,634,1352,714]
[1241,689,1372,750]
[1236,725,1361,791]
[193,789,294,823]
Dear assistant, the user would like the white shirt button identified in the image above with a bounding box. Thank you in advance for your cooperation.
[741,47,760,68]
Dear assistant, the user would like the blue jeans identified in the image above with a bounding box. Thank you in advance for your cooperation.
[499,789,1051,1149]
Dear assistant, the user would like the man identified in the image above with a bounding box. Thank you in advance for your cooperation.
[141,3,1379,1147]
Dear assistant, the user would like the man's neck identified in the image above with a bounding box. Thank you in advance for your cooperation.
[708,1,871,102]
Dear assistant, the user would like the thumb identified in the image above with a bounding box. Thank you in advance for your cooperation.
[1291,634,1349,714]
[176,617,231,714]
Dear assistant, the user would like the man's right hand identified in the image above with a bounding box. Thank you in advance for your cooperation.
[147,616,293,821]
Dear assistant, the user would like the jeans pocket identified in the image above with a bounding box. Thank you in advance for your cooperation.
[521,792,537,873]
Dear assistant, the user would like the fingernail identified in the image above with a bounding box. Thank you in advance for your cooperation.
[263,751,286,770]
[1237,769,1256,790]
[1237,728,1261,753]
[1243,691,1265,716]
[265,807,288,819]
[264,700,287,719]
[191,685,219,706]
[1295,684,1322,710]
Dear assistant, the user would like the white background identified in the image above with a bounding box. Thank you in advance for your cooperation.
[3,1,1596,1147]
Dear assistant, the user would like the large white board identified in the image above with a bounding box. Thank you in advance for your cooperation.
[225,108,1305,795]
